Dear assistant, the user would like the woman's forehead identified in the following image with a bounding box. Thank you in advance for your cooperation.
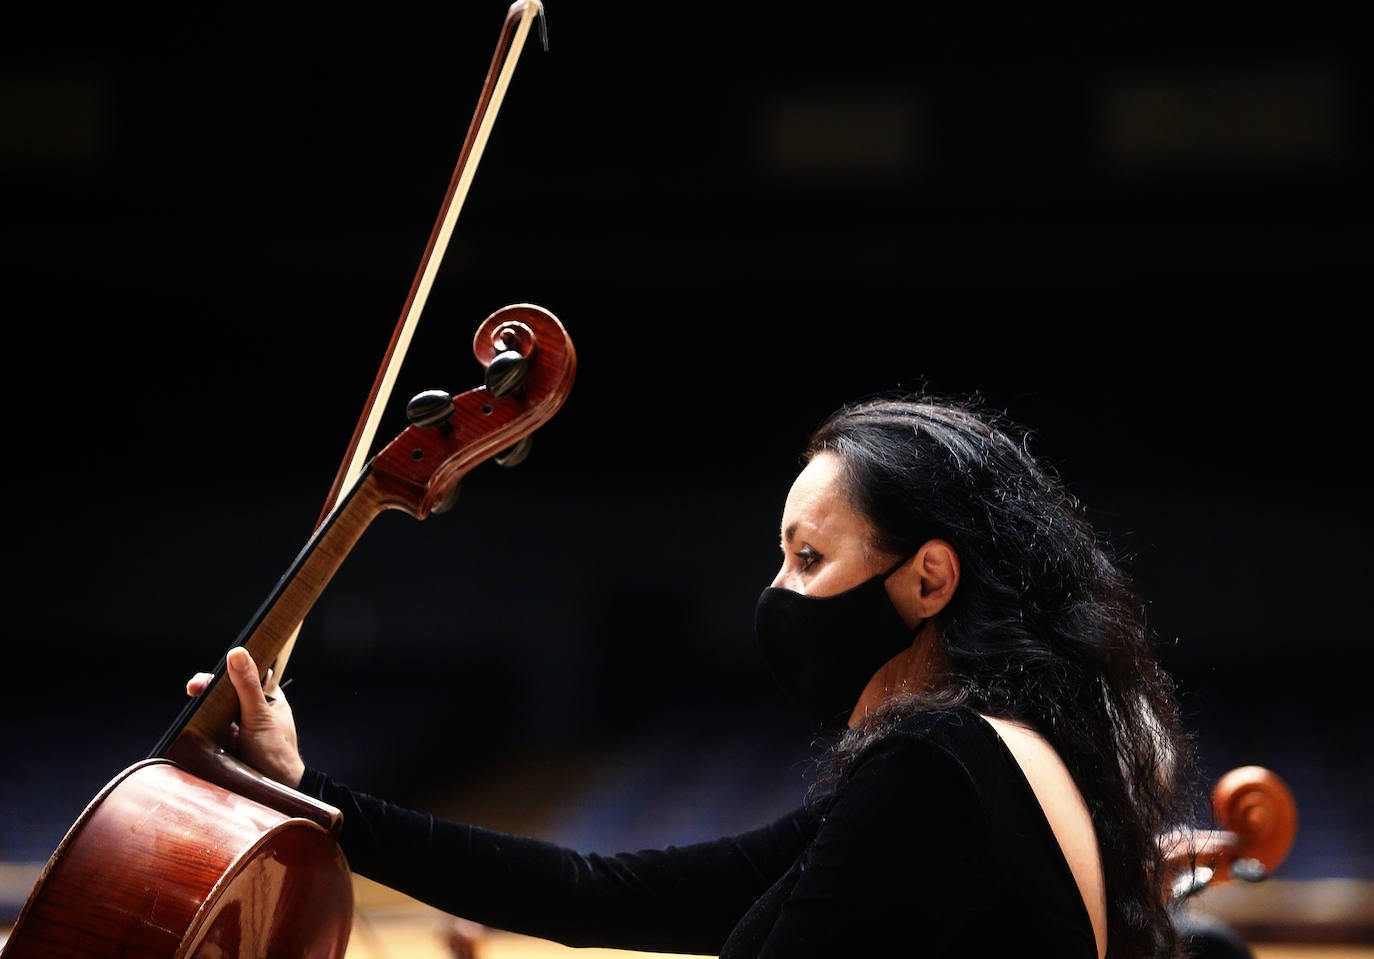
[780,454,869,545]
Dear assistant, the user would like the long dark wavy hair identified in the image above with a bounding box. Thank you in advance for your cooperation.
[803,391,1198,959]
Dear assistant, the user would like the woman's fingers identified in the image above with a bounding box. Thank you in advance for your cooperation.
[180,647,305,787]
[186,671,215,697]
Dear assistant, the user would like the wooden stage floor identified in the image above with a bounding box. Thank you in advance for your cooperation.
[3,863,1370,957]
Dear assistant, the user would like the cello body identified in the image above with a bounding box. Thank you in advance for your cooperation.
[2,761,352,958]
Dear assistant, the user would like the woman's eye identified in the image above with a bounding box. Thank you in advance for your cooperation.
[797,546,820,571]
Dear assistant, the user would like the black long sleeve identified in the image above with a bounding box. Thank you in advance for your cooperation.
[301,767,816,955]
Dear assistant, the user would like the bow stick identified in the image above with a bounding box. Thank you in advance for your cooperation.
[265,0,548,695]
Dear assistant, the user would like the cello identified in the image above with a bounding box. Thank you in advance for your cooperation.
[1162,764,1299,902]
[1,304,576,958]
[2,3,563,956]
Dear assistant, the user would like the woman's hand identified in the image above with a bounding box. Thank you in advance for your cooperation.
[187,646,306,788]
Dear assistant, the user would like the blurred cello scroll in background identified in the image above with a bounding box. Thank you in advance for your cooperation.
[1172,763,1372,949]
[1165,764,1300,901]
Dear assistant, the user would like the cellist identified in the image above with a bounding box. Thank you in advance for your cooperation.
[190,389,1204,958]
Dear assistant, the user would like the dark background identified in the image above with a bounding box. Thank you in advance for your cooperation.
[2,4,1369,889]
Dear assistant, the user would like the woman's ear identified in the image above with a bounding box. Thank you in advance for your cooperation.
[910,538,959,618]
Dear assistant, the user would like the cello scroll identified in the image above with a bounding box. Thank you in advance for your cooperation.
[1163,765,1298,901]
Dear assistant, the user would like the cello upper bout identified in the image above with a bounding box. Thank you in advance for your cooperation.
[2,760,352,959]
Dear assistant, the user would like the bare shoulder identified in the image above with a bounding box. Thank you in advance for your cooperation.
[979,715,1077,793]
[979,714,1107,959]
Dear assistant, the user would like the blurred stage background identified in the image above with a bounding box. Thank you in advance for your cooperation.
[2,3,1370,951]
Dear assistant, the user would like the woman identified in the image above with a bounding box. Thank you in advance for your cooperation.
[193,391,1197,958]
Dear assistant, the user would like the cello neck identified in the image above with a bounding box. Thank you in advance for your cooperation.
[150,474,390,761]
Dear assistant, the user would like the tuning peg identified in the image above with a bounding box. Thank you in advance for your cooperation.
[485,350,529,398]
[494,436,533,468]
[406,389,455,427]
[431,483,462,514]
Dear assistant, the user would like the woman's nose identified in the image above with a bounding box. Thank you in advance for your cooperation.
[768,565,792,590]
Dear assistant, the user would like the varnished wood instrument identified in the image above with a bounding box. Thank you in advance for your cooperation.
[1162,765,1299,901]
[1,305,575,958]
[0,4,562,956]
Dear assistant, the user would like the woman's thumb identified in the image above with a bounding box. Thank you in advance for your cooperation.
[225,646,267,715]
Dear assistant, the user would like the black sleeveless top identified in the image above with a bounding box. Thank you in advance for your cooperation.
[301,707,1098,957]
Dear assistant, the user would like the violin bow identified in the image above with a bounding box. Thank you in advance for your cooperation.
[265,0,548,695]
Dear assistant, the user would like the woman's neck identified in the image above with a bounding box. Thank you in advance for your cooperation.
[848,623,946,727]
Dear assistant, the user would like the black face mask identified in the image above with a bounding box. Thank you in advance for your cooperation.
[754,559,919,729]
